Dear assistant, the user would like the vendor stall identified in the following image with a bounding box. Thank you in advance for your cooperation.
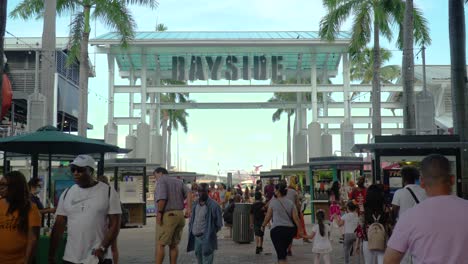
[0,126,125,263]
[308,156,368,223]
[352,135,464,197]
[104,158,159,227]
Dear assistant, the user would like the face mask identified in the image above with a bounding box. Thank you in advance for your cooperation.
[199,193,209,202]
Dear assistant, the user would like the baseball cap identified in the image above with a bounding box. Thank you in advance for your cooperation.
[71,155,96,168]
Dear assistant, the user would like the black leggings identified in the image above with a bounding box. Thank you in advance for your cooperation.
[270,226,296,260]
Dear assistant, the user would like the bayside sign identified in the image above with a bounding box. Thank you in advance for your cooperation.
[171,55,285,81]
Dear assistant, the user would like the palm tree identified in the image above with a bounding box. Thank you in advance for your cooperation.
[160,92,190,170]
[156,23,168,32]
[320,0,430,137]
[350,48,400,85]
[0,0,6,114]
[11,0,158,136]
[269,92,296,166]
[350,47,400,142]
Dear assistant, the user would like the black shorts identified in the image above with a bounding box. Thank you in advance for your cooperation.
[254,224,264,237]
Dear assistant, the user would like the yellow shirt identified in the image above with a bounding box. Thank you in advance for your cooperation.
[0,199,41,264]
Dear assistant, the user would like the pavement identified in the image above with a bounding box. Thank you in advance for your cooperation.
[118,216,364,264]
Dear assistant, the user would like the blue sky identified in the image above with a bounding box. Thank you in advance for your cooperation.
[4,0,463,175]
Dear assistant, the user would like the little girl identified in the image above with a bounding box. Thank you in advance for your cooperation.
[335,200,359,264]
[304,210,332,264]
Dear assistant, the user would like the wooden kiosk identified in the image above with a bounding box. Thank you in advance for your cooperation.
[104,159,159,227]
[308,156,368,223]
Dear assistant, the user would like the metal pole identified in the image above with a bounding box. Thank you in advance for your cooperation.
[47,153,52,227]
[32,154,39,179]
[422,46,427,94]
[98,153,105,177]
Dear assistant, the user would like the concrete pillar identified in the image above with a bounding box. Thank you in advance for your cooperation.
[293,117,308,164]
[340,120,354,156]
[141,53,147,124]
[104,122,118,159]
[136,122,150,160]
[310,54,318,122]
[125,135,137,158]
[343,53,351,120]
[308,122,322,158]
[150,134,162,164]
[128,72,136,135]
[107,55,115,125]
[321,132,333,156]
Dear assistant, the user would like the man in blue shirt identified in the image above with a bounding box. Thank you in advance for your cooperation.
[187,183,223,264]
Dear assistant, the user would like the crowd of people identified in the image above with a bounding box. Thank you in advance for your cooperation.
[1,154,468,264]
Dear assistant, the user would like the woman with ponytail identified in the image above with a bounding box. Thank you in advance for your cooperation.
[304,209,333,264]
[0,171,41,264]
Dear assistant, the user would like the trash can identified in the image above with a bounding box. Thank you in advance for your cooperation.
[232,203,253,243]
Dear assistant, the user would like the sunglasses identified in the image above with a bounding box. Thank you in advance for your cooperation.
[70,165,87,173]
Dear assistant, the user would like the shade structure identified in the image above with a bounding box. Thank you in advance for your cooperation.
[0,126,122,155]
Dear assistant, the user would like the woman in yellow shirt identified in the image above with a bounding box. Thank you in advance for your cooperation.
[0,171,41,264]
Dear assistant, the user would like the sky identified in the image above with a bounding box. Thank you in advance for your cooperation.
[4,0,464,175]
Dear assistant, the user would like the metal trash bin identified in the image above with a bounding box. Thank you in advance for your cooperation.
[232,203,253,243]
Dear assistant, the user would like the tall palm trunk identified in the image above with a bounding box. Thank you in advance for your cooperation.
[167,124,172,170]
[287,114,291,166]
[449,0,468,197]
[0,0,6,112]
[402,0,416,135]
[372,18,382,136]
[78,5,91,136]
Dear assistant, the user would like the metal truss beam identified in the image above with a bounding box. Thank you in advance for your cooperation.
[318,116,402,124]
[327,128,402,134]
[114,116,403,125]
[133,102,402,110]
[113,84,423,94]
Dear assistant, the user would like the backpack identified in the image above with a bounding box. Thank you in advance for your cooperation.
[367,214,387,251]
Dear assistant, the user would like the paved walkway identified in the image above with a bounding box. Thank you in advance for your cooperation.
[118,217,364,263]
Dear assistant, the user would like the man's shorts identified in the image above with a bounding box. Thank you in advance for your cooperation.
[156,210,185,246]
[254,224,264,237]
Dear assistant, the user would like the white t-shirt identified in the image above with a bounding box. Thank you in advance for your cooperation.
[312,224,332,253]
[341,212,359,234]
[392,184,427,218]
[56,182,122,263]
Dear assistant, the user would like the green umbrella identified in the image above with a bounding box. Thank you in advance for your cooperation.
[0,126,121,155]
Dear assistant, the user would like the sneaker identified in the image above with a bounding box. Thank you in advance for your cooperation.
[303,238,312,243]
[259,247,263,252]
[256,247,261,254]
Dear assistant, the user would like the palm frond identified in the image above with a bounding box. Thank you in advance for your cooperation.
[57,0,79,15]
[66,12,84,66]
[93,0,136,47]
[9,0,43,20]
[319,0,359,41]
[156,23,168,31]
[413,6,431,47]
[272,109,284,122]
[125,0,159,9]
[395,2,431,49]
[349,2,371,53]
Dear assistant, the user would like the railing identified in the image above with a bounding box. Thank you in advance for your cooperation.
[0,125,28,138]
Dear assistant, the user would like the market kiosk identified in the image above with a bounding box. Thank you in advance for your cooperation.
[308,156,368,223]
[104,158,159,227]
[352,135,464,198]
